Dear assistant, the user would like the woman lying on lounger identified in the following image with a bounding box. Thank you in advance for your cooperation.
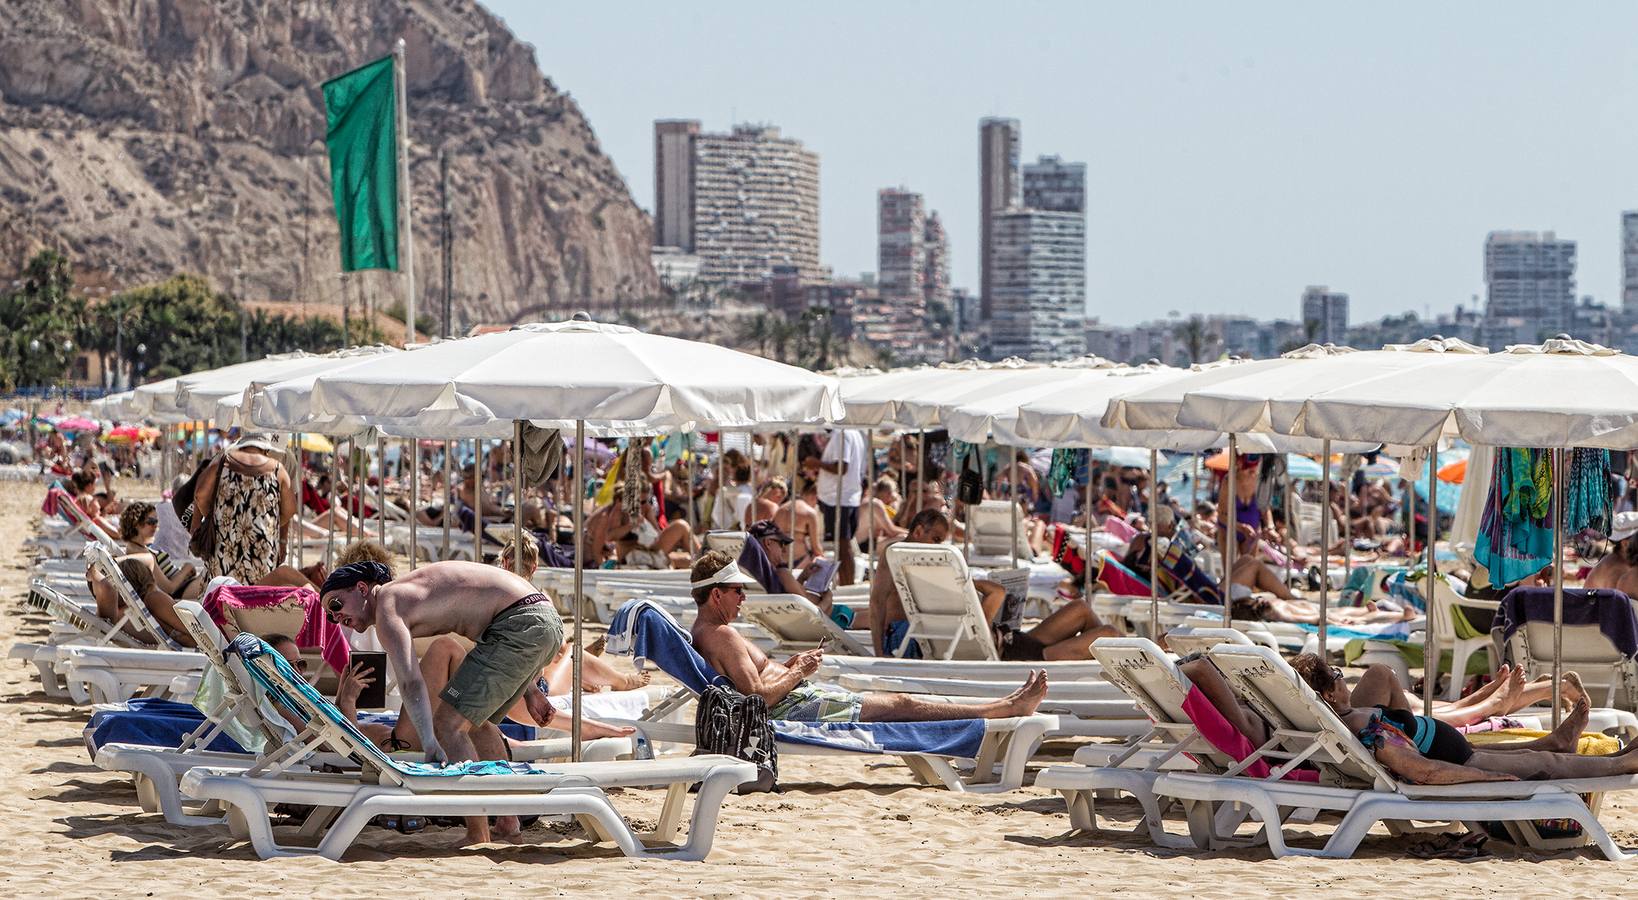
[1290,654,1638,784]
[1227,526,1415,626]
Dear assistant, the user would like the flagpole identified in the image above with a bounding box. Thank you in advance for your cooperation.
[394,38,416,347]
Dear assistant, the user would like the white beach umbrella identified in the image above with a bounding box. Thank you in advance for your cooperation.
[891,357,1114,430]
[176,346,399,421]
[289,320,843,430]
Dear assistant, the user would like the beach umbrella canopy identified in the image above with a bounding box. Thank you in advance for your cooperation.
[104,424,144,444]
[1438,457,1468,484]
[176,347,400,420]
[1015,366,1227,451]
[938,363,1134,444]
[1088,446,1163,468]
[1267,338,1638,448]
[1284,454,1325,479]
[890,357,1115,431]
[295,433,336,453]
[265,320,843,434]
[55,416,100,434]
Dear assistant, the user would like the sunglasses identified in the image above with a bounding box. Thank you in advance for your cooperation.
[143,517,158,526]
[286,655,309,673]
[325,595,346,623]
[1330,666,1345,683]
[720,585,747,597]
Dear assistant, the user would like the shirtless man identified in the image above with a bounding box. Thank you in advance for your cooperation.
[319,559,631,846]
[689,549,1046,722]
[774,480,825,569]
[869,509,1005,658]
[1586,512,1638,592]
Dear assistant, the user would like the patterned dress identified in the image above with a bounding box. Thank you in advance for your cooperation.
[205,463,283,583]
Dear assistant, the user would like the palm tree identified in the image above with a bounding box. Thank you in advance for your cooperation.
[1173,314,1215,364]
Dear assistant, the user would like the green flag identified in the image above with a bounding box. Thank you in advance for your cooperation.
[323,55,399,272]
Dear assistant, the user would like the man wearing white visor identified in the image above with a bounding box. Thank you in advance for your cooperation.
[689,549,1047,722]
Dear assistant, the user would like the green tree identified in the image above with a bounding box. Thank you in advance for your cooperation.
[0,249,89,389]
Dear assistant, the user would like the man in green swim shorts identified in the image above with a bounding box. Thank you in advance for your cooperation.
[321,559,632,846]
[687,550,1048,723]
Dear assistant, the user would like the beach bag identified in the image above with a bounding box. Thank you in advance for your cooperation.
[694,684,778,793]
[187,459,224,559]
[171,456,212,530]
[957,448,984,507]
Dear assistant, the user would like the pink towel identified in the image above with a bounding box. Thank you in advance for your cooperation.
[1102,517,1139,543]
[1180,685,1319,782]
[202,583,352,675]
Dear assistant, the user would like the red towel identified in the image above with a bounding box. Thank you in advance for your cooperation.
[202,583,352,676]
[1180,685,1318,782]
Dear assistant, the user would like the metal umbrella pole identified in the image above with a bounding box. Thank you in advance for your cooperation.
[1149,447,1160,638]
[325,443,338,567]
[867,430,879,577]
[1341,455,1352,589]
[684,433,695,539]
[717,437,726,533]
[831,432,844,574]
[473,438,483,563]
[1009,447,1020,569]
[409,437,420,570]
[1282,469,1294,591]
[1083,455,1094,605]
[1551,447,1565,728]
[898,432,909,523]
[1223,436,1237,625]
[513,421,525,576]
[441,440,452,561]
[293,433,305,569]
[376,435,387,545]
[1318,439,1332,658]
[789,431,798,543]
[571,420,586,759]
[1422,446,1438,717]
[345,438,356,543]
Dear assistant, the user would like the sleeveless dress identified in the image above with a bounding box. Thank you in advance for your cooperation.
[205,463,283,583]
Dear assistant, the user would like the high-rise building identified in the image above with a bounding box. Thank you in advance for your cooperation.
[1483,231,1576,337]
[923,211,951,315]
[979,117,1021,320]
[1023,155,1086,213]
[1623,212,1638,311]
[653,120,700,250]
[1300,285,1349,344]
[989,209,1086,361]
[663,122,820,284]
[877,188,927,317]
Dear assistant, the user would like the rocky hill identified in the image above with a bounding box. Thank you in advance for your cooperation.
[0,0,660,329]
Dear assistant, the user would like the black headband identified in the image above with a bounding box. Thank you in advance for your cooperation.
[320,561,393,596]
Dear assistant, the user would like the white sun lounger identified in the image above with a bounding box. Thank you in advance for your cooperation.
[10,579,146,697]
[178,635,755,861]
[965,500,1040,566]
[885,542,1000,660]
[55,544,205,703]
[1154,644,1637,859]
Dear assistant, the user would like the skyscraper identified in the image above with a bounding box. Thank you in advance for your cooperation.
[663,122,821,284]
[979,117,1021,320]
[1300,285,1349,344]
[1624,212,1638,311]
[989,209,1086,361]
[923,211,951,315]
[1022,155,1086,213]
[1483,231,1576,336]
[877,188,927,316]
[653,120,700,250]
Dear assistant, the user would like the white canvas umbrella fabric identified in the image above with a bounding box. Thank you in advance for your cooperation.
[891,358,1115,430]
[284,320,843,431]
[176,346,400,421]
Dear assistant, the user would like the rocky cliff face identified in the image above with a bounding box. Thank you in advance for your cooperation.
[0,0,660,329]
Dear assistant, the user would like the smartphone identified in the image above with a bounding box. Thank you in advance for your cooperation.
[351,650,388,710]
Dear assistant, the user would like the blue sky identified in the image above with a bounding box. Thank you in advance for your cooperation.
[488,1,1638,325]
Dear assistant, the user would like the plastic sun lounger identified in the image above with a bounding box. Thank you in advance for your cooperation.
[964,500,1039,565]
[176,635,754,861]
[1154,644,1638,860]
[609,599,1058,793]
[822,671,1148,740]
[885,542,1000,660]
[95,602,636,827]
[9,579,147,698]
[56,544,205,704]
[737,595,872,656]
[1036,637,1256,848]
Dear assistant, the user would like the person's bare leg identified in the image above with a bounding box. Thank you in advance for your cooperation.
[838,526,857,587]
[977,580,1006,625]
[1024,601,1095,646]
[1466,706,1638,777]
[1480,701,1589,753]
[1506,671,1588,713]
[542,646,649,693]
[1041,625,1122,660]
[858,671,1047,721]
[256,565,314,587]
[656,520,693,555]
[1249,560,1299,601]
[1179,658,1268,745]
[392,637,466,750]
[139,590,195,647]
[431,703,502,846]
[1349,664,1407,711]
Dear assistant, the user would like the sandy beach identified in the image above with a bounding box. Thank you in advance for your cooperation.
[4,477,1636,898]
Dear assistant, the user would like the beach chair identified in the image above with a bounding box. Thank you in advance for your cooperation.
[607,599,1057,793]
[178,633,755,861]
[9,578,145,697]
[1426,573,1500,699]
[965,500,1038,565]
[55,544,204,703]
[1499,587,1638,712]
[1153,644,1636,859]
[29,485,122,557]
[738,596,871,656]
[885,542,999,660]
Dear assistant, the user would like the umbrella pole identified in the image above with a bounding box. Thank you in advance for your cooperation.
[441,440,452,561]
[513,421,525,577]
[898,432,909,523]
[1009,448,1020,569]
[789,431,798,544]
[1342,457,1352,588]
[294,434,305,570]
[1551,447,1564,728]
[325,445,337,568]
[962,445,973,561]
[473,438,483,563]
[376,435,387,546]
[409,438,419,571]
[1083,456,1094,605]
[684,433,695,539]
[571,420,585,760]
[1319,439,1332,659]
[717,438,726,533]
[1224,436,1238,625]
[1149,447,1160,638]
[1423,446,1438,717]
[345,438,356,543]
[867,431,878,578]
[832,433,844,575]
[1283,470,1294,593]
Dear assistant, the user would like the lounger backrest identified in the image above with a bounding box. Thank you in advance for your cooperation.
[884,542,998,660]
[967,500,1030,558]
[1163,627,1253,658]
[1090,637,1192,726]
[1512,621,1631,710]
[704,531,747,560]
[174,600,297,748]
[49,485,120,551]
[30,579,142,648]
[739,596,870,656]
[1206,644,1398,790]
[83,543,184,650]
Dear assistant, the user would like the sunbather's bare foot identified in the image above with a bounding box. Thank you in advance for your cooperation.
[457,821,492,848]
[586,636,607,657]
[615,670,651,691]
[1561,671,1587,710]
[1542,699,1590,753]
[490,815,525,844]
[998,670,1049,716]
[577,715,636,740]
